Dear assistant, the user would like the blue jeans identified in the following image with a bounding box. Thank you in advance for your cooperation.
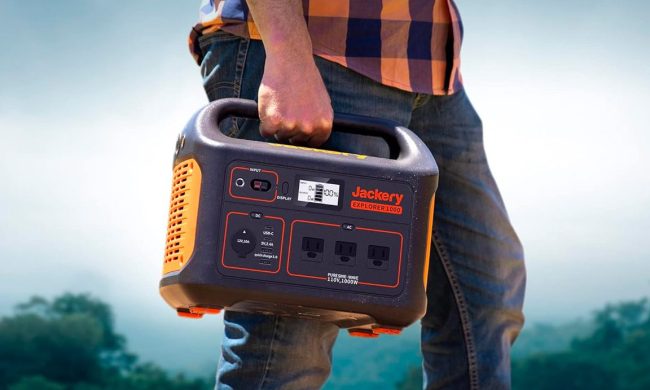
[198,30,526,390]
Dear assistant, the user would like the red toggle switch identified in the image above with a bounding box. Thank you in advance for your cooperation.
[251,179,271,192]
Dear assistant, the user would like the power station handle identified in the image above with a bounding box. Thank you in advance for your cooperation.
[202,98,423,162]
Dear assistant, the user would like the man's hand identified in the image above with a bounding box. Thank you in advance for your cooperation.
[247,0,333,147]
[258,51,333,147]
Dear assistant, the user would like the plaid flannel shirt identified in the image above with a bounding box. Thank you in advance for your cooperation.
[190,0,463,95]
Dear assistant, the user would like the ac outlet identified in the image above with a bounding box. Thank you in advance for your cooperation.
[368,245,390,270]
[301,237,324,262]
[335,241,357,266]
[368,245,390,261]
[288,221,403,289]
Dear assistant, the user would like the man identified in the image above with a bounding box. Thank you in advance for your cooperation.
[189,1,526,388]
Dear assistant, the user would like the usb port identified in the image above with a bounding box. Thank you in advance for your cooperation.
[260,248,273,254]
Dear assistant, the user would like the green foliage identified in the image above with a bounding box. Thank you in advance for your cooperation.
[512,352,617,390]
[7,293,649,389]
[510,320,592,359]
[513,298,650,390]
[106,363,208,390]
[0,293,209,390]
[395,298,650,390]
[8,376,66,390]
[325,326,422,389]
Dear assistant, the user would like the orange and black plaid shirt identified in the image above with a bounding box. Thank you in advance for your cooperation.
[190,0,463,95]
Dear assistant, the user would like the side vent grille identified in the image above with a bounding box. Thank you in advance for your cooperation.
[163,159,202,274]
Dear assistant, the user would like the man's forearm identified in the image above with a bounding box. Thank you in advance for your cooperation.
[246,0,313,62]
[245,0,333,147]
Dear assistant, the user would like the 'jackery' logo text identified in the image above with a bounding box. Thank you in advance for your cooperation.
[350,186,404,215]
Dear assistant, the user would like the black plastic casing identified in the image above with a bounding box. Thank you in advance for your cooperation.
[160,99,439,330]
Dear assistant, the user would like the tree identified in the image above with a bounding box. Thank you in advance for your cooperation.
[0,293,209,389]
[8,376,66,390]
[395,298,650,390]
[512,298,650,390]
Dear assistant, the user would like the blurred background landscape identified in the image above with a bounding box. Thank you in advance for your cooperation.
[1,1,648,389]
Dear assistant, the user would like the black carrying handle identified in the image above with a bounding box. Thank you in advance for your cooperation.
[200,98,423,162]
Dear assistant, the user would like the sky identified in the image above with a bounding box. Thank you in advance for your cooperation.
[1,0,649,377]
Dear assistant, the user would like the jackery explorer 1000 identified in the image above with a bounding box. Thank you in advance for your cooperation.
[159,98,439,338]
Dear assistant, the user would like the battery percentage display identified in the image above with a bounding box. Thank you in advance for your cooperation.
[297,180,340,206]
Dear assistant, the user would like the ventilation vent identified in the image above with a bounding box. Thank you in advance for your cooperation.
[163,159,202,274]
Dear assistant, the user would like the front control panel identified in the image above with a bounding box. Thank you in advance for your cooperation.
[218,161,414,296]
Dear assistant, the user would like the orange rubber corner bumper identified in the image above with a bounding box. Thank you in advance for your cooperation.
[348,329,379,338]
[177,310,203,319]
[189,307,222,315]
[373,326,402,335]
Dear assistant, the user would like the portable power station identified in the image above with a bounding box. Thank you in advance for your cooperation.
[160,98,438,337]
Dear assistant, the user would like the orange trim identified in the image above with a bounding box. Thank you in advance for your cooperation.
[220,211,285,274]
[422,195,436,289]
[348,329,379,338]
[373,326,402,335]
[228,166,279,203]
[163,159,202,274]
[177,310,203,319]
[286,219,403,288]
[189,307,222,315]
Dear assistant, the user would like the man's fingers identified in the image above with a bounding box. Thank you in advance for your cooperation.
[258,108,333,147]
[274,123,300,143]
[259,122,275,139]
[287,121,314,144]
[288,133,311,145]
[288,120,333,147]
[305,129,330,147]
[259,112,296,139]
[300,117,332,147]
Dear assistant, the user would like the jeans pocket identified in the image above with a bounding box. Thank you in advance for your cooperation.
[199,29,251,136]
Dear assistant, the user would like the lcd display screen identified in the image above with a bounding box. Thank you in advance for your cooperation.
[297,179,340,206]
